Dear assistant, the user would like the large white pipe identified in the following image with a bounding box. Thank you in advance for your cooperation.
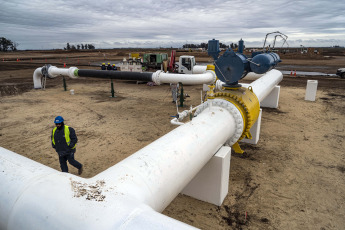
[247,69,283,102]
[33,66,78,89]
[192,65,207,74]
[0,100,240,229]
[242,72,264,81]
[93,100,241,212]
[152,70,216,85]
[48,66,78,79]
[0,147,197,230]
[215,69,283,102]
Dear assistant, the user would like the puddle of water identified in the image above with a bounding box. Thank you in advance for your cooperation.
[280,70,337,76]
[277,65,330,70]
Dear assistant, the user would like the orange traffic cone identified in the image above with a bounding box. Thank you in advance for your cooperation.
[294,70,296,76]
[290,70,293,76]
[64,63,66,68]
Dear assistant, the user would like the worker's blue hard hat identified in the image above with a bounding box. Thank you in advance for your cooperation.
[54,116,64,124]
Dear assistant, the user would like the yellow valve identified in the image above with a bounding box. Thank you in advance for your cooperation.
[205,85,260,154]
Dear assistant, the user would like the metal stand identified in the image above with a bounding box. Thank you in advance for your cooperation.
[63,76,67,91]
[179,82,184,107]
[110,79,116,98]
[42,76,47,90]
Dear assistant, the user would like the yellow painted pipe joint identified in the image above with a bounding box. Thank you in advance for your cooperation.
[206,65,215,71]
[207,86,260,153]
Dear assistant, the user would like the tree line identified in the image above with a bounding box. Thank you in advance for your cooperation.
[0,37,18,51]
[182,42,241,50]
[64,43,95,50]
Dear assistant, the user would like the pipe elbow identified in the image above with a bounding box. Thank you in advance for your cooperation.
[33,68,43,89]
[170,118,185,126]
[205,70,217,84]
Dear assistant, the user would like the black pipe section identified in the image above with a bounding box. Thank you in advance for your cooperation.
[77,69,154,82]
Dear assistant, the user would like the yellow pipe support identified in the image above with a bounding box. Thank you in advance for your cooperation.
[206,86,260,153]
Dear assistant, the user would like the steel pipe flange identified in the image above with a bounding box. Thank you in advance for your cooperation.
[194,99,243,145]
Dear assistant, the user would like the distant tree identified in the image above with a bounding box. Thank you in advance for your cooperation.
[77,44,80,49]
[81,44,84,49]
[71,45,76,50]
[86,44,95,49]
[0,37,18,51]
[219,43,228,49]
[200,43,208,49]
[66,43,70,50]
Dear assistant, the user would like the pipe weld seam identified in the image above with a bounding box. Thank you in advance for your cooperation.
[152,70,163,85]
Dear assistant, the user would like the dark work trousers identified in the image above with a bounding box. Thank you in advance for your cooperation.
[59,152,82,173]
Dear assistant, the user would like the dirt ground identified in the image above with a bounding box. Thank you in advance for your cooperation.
[0,50,344,229]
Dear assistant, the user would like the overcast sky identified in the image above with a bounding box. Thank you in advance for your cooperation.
[1,0,344,50]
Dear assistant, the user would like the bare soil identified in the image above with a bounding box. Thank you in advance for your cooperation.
[0,50,344,229]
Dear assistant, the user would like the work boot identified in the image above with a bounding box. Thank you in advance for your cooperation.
[78,166,83,175]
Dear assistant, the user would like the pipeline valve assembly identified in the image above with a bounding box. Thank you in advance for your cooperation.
[201,39,282,153]
[207,39,281,87]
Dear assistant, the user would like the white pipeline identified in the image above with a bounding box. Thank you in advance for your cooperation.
[33,66,78,89]
[215,69,283,102]
[192,65,207,74]
[152,70,216,85]
[247,69,283,102]
[0,147,197,230]
[242,72,264,81]
[33,66,216,88]
[93,99,240,212]
[48,66,78,79]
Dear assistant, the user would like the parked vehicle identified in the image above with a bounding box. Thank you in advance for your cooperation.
[336,68,345,79]
[177,55,196,74]
[142,53,168,70]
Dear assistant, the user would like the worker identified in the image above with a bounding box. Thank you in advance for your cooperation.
[51,116,83,175]
[107,63,112,70]
[112,64,117,71]
[101,63,106,70]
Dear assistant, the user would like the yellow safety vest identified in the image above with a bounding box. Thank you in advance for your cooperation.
[52,125,76,149]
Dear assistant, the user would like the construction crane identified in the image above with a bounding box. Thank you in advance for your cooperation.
[263,31,288,51]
